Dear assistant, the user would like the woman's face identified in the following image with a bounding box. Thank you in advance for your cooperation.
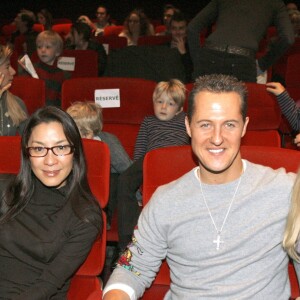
[37,13,46,25]
[128,13,140,34]
[27,121,74,188]
[0,59,16,90]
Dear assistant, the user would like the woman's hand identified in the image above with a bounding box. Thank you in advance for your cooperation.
[0,73,11,98]
[294,133,300,147]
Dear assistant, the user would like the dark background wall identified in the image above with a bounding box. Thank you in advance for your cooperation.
[1,0,299,25]
[1,0,210,24]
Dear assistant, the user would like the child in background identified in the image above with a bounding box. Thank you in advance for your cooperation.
[266,82,300,146]
[66,101,132,228]
[34,30,70,107]
[117,79,190,249]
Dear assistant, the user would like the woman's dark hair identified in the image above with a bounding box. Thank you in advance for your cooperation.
[38,8,53,30]
[72,22,92,42]
[124,9,151,36]
[0,106,102,231]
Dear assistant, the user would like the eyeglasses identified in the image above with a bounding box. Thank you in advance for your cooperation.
[27,145,75,157]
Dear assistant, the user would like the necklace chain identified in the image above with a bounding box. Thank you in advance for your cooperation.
[199,170,242,250]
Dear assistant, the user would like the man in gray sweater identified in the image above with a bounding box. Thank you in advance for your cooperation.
[103,74,298,299]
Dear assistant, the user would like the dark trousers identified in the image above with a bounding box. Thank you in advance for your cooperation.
[117,157,143,248]
[193,48,257,82]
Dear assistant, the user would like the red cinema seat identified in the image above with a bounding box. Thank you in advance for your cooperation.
[137,35,171,46]
[285,53,300,101]
[103,25,124,37]
[52,23,72,38]
[10,77,46,115]
[95,35,127,52]
[58,49,99,78]
[142,145,300,299]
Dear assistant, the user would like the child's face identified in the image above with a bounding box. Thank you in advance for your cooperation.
[153,92,182,121]
[37,40,60,66]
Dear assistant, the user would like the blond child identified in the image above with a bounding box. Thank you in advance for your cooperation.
[67,101,132,228]
[34,30,70,107]
[117,79,190,249]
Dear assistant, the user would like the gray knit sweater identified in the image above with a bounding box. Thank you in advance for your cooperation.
[105,161,296,299]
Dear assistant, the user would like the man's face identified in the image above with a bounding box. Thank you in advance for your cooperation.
[164,8,174,27]
[96,7,108,23]
[185,91,249,183]
[170,20,187,41]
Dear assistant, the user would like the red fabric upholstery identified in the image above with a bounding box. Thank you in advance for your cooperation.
[95,35,127,52]
[273,37,300,81]
[137,35,172,46]
[59,49,99,78]
[61,77,157,158]
[0,137,109,299]
[103,25,124,37]
[285,53,300,101]
[155,25,167,34]
[10,77,46,115]
[142,145,300,299]
[52,23,72,38]
[289,262,300,299]
[67,276,102,300]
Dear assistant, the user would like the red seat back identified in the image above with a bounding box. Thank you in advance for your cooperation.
[10,77,46,115]
[58,49,99,78]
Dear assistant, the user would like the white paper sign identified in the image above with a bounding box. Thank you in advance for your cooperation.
[57,56,75,71]
[95,89,120,108]
[103,44,109,55]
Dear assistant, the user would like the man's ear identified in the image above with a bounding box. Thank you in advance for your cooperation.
[185,116,192,138]
[241,116,249,137]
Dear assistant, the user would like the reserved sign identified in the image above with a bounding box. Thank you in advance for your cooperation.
[95,89,120,108]
[57,57,75,71]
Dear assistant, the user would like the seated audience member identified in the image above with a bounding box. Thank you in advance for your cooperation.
[78,4,114,36]
[266,81,300,146]
[0,45,28,135]
[36,8,53,30]
[9,9,38,56]
[119,10,154,46]
[168,11,193,83]
[66,101,132,229]
[21,30,71,107]
[65,21,107,76]
[156,3,179,36]
[103,74,297,300]
[287,2,299,11]
[0,106,102,298]
[288,9,300,37]
[116,79,190,249]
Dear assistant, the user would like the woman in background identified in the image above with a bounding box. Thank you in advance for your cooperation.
[0,45,28,135]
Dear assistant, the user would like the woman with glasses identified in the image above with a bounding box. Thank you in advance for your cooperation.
[0,106,102,299]
[119,9,154,46]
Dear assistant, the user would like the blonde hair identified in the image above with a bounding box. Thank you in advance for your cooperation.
[283,170,300,261]
[0,45,27,126]
[153,79,186,109]
[66,101,103,138]
[36,30,63,55]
